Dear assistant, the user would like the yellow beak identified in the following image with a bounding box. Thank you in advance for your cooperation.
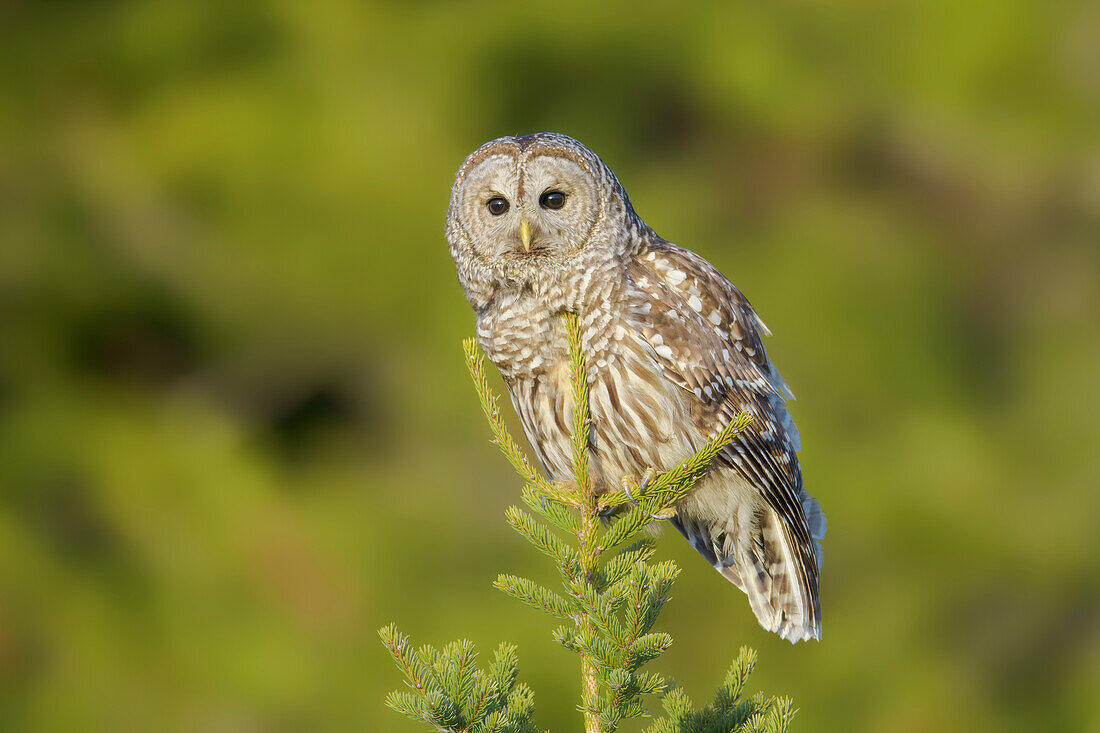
[520,219,531,252]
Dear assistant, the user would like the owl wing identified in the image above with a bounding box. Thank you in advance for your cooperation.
[628,240,825,642]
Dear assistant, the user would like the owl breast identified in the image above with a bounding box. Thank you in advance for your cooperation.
[477,286,700,490]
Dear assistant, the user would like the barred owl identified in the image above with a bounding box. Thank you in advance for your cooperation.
[446,133,825,642]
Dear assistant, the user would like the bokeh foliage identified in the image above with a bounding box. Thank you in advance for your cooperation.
[1,1,1098,731]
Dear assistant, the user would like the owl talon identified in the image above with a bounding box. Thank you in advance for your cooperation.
[621,470,675,521]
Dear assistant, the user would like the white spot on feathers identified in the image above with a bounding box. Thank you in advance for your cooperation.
[655,345,673,359]
[667,269,687,285]
[688,295,702,312]
[709,310,722,325]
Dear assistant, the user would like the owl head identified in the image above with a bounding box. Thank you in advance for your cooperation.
[446,133,641,308]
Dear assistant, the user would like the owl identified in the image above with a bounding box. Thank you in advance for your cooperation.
[446,133,826,642]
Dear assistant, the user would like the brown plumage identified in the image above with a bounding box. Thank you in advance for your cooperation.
[446,133,825,642]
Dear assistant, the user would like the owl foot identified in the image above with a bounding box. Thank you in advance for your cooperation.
[621,468,676,520]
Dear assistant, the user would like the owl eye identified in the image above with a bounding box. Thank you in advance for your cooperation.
[539,190,566,210]
[486,197,509,216]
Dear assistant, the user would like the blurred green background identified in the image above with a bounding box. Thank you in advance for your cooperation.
[1,1,1098,730]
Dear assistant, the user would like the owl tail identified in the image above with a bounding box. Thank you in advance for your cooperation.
[675,494,825,643]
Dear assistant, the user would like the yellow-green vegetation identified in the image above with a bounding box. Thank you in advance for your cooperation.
[1,1,1098,731]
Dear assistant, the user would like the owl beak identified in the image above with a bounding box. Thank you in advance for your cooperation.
[520,219,532,252]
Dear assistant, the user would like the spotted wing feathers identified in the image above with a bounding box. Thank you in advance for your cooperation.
[631,240,825,642]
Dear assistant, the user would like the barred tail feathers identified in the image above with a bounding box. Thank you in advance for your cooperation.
[675,497,824,643]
